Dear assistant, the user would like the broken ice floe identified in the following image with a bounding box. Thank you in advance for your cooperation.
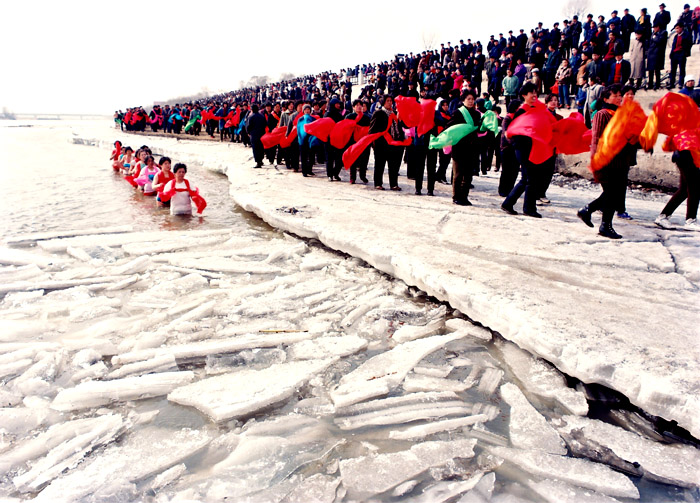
[488,446,640,499]
[330,333,468,408]
[51,371,195,411]
[339,439,477,497]
[556,415,700,488]
[168,359,337,421]
[500,383,566,455]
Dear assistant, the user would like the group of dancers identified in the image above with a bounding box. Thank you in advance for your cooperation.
[109,142,207,215]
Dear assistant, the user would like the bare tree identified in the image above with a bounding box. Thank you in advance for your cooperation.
[421,29,438,51]
[279,72,296,82]
[562,0,591,20]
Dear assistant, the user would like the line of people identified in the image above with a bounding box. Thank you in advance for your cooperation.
[109,142,206,215]
[114,2,700,237]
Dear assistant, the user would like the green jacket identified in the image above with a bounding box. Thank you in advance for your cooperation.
[503,75,520,96]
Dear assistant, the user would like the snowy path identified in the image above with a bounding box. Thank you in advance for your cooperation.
[74,124,700,441]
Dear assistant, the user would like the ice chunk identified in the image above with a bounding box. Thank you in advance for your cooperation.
[414,364,454,378]
[404,373,472,393]
[0,274,130,296]
[112,330,315,366]
[393,479,419,497]
[107,354,178,379]
[168,359,337,422]
[413,472,484,502]
[0,358,33,380]
[0,246,68,267]
[287,335,368,360]
[445,319,492,341]
[50,371,195,411]
[339,439,476,497]
[279,473,340,503]
[392,319,444,343]
[500,383,566,455]
[150,463,187,491]
[497,341,588,416]
[34,426,211,502]
[177,257,284,275]
[556,415,700,488]
[330,333,468,408]
[477,368,504,395]
[206,349,286,374]
[335,399,472,430]
[0,263,46,282]
[528,479,623,503]
[390,414,490,440]
[12,414,126,493]
[0,389,22,407]
[488,446,639,499]
[203,416,340,500]
[6,225,134,246]
[1,415,125,474]
[457,472,496,503]
[111,255,151,275]
[0,407,62,436]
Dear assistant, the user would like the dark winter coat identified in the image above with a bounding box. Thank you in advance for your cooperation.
[647,30,668,70]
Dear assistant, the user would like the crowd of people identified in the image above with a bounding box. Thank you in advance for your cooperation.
[109,142,206,215]
[113,2,700,237]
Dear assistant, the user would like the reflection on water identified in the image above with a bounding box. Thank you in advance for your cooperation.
[0,120,273,240]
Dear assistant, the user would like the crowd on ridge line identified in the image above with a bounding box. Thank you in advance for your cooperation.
[108,143,207,216]
[112,2,700,238]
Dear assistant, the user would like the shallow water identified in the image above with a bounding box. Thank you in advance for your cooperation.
[0,120,267,238]
[0,120,697,502]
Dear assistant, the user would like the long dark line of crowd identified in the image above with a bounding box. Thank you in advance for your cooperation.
[114,2,700,237]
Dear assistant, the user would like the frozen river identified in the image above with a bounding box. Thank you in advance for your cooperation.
[0,121,698,502]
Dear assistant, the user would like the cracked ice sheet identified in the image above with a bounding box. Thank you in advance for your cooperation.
[33,426,211,503]
[339,439,476,497]
[556,415,700,488]
[168,358,337,422]
[330,333,468,408]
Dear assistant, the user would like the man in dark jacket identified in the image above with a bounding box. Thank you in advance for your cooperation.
[678,3,693,30]
[655,3,672,31]
[246,104,267,168]
[324,98,344,181]
[669,23,693,88]
[647,24,668,89]
[621,8,637,50]
[607,51,632,86]
[447,90,482,206]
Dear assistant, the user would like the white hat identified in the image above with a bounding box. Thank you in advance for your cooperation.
[685,75,696,84]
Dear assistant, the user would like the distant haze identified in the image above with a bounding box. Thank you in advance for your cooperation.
[2,0,655,114]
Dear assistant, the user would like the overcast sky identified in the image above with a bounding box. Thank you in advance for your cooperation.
[1,0,667,114]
